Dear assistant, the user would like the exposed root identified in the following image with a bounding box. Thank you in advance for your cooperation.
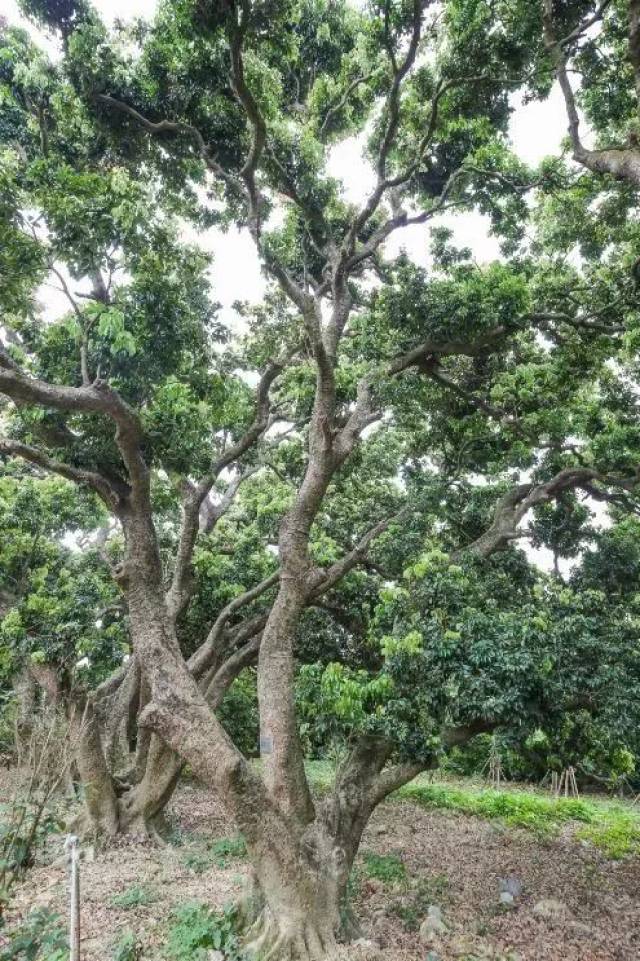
[244,913,338,961]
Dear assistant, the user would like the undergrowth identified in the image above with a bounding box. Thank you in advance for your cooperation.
[362,852,406,884]
[183,835,247,874]
[164,903,244,961]
[399,782,640,857]
[110,885,157,909]
[0,909,66,961]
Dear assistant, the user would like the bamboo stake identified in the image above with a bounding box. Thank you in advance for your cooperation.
[64,835,80,961]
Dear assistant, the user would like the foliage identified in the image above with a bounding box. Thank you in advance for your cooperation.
[165,903,245,961]
[388,874,450,932]
[182,835,246,875]
[400,780,640,857]
[218,672,259,759]
[361,852,406,885]
[0,910,66,961]
[111,930,140,961]
[110,885,157,910]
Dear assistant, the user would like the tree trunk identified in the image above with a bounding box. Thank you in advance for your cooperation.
[70,699,120,838]
[13,666,36,764]
[240,820,347,961]
[118,736,182,837]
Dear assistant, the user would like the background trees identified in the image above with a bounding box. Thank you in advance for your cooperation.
[2,2,640,958]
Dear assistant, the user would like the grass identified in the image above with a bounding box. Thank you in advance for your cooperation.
[362,851,406,884]
[182,834,247,874]
[110,884,157,909]
[389,873,450,931]
[399,780,640,858]
[304,761,640,859]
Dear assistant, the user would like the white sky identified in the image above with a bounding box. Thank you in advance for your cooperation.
[4,0,587,573]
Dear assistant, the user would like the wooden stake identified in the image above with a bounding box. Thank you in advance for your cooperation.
[64,835,80,961]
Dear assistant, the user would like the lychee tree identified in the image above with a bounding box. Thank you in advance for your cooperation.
[2,2,640,957]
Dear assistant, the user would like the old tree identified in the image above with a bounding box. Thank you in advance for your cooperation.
[2,0,640,957]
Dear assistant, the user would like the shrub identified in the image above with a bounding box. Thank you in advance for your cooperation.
[165,903,244,961]
[0,909,66,961]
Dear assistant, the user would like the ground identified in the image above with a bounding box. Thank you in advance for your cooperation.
[2,769,640,961]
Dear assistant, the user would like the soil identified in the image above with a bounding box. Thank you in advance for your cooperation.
[2,771,639,961]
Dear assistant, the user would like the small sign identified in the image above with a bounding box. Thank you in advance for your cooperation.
[260,735,273,755]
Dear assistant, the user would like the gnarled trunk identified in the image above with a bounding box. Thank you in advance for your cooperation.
[70,698,120,838]
[240,820,348,961]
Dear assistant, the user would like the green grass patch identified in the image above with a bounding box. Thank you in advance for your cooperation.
[362,851,406,884]
[110,884,157,909]
[389,873,449,931]
[111,929,140,961]
[182,834,247,874]
[577,814,640,859]
[164,903,244,961]
[398,782,640,857]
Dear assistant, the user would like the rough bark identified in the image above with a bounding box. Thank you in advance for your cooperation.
[69,699,120,838]
[13,666,37,765]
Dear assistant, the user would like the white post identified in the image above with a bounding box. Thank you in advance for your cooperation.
[64,835,80,961]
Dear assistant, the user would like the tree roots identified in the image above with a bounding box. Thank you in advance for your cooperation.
[244,911,338,961]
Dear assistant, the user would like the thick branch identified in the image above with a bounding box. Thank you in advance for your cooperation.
[0,437,120,508]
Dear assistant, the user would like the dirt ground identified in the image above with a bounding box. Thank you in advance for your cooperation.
[3,773,640,961]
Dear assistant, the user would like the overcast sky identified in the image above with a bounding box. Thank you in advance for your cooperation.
[5,0,588,572]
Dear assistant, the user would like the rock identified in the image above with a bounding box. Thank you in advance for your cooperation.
[533,898,572,921]
[374,824,388,836]
[207,952,224,961]
[83,845,96,863]
[419,905,447,944]
[500,891,515,906]
[500,876,523,897]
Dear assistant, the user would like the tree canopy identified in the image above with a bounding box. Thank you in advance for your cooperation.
[2,2,640,958]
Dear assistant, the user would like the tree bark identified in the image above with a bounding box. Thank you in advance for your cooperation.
[70,699,120,838]
[13,666,36,765]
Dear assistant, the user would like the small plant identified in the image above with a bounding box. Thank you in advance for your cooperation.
[182,849,214,875]
[210,836,247,867]
[165,903,244,961]
[110,885,156,909]
[111,929,140,961]
[0,909,66,961]
[390,873,449,931]
[362,852,406,885]
[183,836,247,874]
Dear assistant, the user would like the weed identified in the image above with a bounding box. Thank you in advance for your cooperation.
[110,885,157,909]
[165,903,244,961]
[210,836,247,866]
[577,815,640,859]
[389,874,449,931]
[111,929,140,961]
[182,836,246,874]
[399,782,640,856]
[362,852,406,885]
[0,909,66,961]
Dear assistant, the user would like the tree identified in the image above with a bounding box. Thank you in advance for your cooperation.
[2,2,640,957]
